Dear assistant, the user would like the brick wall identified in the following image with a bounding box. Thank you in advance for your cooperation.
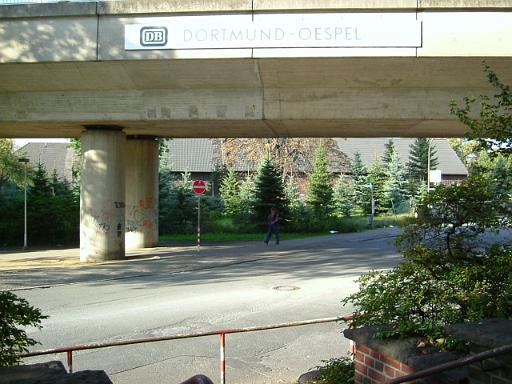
[354,343,415,384]
[449,319,512,384]
[466,347,512,384]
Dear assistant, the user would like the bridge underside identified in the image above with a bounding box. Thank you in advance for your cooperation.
[2,57,512,139]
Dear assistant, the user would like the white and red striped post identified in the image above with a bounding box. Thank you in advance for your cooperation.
[67,350,73,373]
[220,332,226,384]
[197,195,201,253]
[192,180,207,253]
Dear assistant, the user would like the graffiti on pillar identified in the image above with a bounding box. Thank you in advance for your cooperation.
[117,223,123,238]
[139,197,155,209]
[126,196,157,233]
[114,201,126,208]
[97,222,111,232]
[83,212,111,234]
[84,206,123,236]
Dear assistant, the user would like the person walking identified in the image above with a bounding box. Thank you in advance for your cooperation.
[264,207,280,245]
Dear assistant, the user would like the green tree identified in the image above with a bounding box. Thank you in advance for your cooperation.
[350,152,368,212]
[407,138,439,182]
[366,158,388,214]
[285,175,309,231]
[306,146,333,216]
[67,139,81,203]
[0,139,26,192]
[237,176,257,227]
[470,151,512,198]
[450,64,512,156]
[158,171,196,234]
[344,176,512,342]
[0,291,47,366]
[332,174,355,217]
[381,139,396,165]
[399,175,511,267]
[253,158,288,230]
[219,169,240,216]
[449,138,480,168]
[285,175,302,211]
[384,151,409,214]
[27,163,79,245]
[343,66,512,345]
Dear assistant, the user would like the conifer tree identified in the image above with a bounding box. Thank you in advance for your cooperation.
[407,138,439,181]
[158,171,196,234]
[366,159,388,214]
[29,163,78,245]
[306,146,333,216]
[382,139,396,165]
[238,176,256,223]
[385,151,409,214]
[350,152,368,212]
[253,157,288,229]
[285,174,303,211]
[285,175,307,229]
[332,174,355,217]
[219,169,240,216]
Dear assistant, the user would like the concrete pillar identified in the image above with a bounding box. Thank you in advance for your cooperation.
[80,127,126,262]
[125,136,159,250]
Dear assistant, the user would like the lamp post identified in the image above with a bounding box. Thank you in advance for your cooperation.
[18,157,29,249]
[427,139,432,192]
[368,182,375,227]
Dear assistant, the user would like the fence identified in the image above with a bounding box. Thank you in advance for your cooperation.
[22,315,353,384]
[20,314,512,383]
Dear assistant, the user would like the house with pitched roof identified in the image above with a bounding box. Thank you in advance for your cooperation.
[17,138,468,193]
[167,138,468,186]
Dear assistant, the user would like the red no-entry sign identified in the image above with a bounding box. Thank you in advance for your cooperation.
[192,180,207,195]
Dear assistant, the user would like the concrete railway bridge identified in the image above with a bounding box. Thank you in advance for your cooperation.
[1,0,512,261]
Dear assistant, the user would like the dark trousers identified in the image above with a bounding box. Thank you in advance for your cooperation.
[264,224,280,244]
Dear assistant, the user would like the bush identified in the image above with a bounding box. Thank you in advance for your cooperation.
[0,291,47,366]
[343,176,512,346]
[315,357,354,384]
[0,193,23,247]
[0,166,79,247]
[343,262,462,340]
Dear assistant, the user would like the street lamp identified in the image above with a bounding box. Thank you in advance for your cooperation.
[368,183,375,227]
[427,139,432,192]
[18,157,29,249]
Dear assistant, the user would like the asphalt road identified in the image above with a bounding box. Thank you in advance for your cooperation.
[5,228,403,384]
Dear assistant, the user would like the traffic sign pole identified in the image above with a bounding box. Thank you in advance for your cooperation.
[197,195,201,253]
[192,180,207,253]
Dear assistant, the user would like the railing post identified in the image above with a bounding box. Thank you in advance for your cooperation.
[348,317,356,356]
[66,350,73,373]
[220,332,226,384]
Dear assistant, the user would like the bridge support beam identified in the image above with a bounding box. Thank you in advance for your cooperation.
[80,127,126,262]
[125,136,159,250]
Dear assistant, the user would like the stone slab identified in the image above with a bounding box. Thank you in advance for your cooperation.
[0,361,112,384]
[448,319,512,349]
[0,361,66,384]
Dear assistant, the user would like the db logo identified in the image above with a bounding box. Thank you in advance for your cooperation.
[140,27,168,46]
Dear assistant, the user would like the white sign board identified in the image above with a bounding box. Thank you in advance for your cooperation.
[125,14,422,51]
[429,169,442,183]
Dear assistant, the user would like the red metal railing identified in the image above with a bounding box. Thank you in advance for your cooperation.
[22,315,353,384]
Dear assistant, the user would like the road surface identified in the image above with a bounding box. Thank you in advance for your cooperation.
[2,228,402,384]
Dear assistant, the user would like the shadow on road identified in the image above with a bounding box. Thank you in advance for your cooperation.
[1,228,403,291]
